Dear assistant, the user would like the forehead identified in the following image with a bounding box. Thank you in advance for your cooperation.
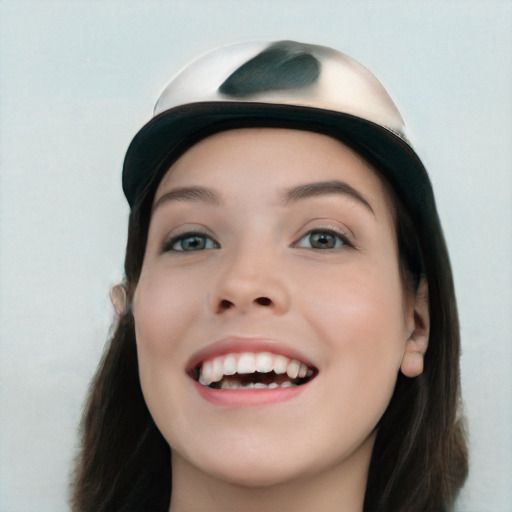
[155,128,393,218]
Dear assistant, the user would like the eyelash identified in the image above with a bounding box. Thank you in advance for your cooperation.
[293,228,353,250]
[162,231,220,252]
[162,228,353,253]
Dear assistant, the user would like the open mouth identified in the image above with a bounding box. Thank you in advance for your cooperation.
[189,352,317,390]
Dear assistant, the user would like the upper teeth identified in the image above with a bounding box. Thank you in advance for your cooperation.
[197,352,313,386]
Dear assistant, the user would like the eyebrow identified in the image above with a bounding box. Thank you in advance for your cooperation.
[283,180,374,214]
[152,180,374,215]
[152,186,221,213]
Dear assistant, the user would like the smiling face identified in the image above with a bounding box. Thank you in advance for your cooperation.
[132,128,420,494]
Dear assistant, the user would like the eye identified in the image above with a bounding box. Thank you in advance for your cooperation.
[294,229,350,250]
[164,232,219,252]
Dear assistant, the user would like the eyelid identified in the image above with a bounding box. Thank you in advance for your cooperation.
[161,225,220,253]
[292,223,355,250]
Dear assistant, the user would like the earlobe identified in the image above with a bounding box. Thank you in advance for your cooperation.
[401,278,430,378]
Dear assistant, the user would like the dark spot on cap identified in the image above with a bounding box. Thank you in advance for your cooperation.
[219,40,320,98]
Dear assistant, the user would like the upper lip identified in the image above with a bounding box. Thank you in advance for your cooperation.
[185,336,317,373]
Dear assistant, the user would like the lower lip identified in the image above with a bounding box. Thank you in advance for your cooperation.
[193,380,310,406]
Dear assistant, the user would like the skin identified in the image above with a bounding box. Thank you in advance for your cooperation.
[132,128,429,512]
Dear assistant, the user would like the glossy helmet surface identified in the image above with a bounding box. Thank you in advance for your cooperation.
[122,40,434,224]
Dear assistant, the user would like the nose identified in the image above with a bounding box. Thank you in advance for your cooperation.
[210,244,291,316]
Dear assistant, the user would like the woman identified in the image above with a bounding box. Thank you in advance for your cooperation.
[71,40,468,511]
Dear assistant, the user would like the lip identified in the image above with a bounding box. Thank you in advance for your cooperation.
[186,336,316,372]
[192,379,311,406]
[186,337,318,406]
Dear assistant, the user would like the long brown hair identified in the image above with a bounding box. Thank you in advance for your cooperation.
[71,144,468,512]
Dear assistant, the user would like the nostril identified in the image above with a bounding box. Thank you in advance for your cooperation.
[255,297,272,306]
[219,299,234,311]
[216,296,273,313]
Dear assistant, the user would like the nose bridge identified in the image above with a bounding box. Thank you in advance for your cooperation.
[211,234,290,314]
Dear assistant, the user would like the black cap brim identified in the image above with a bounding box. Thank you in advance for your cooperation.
[122,101,435,225]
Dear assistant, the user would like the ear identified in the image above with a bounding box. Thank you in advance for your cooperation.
[401,278,430,378]
[110,282,131,317]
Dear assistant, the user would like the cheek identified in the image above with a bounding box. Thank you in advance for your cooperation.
[132,268,204,421]
[301,255,407,337]
[298,259,407,413]
[133,265,205,354]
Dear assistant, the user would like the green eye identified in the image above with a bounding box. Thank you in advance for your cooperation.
[295,230,347,250]
[168,233,218,252]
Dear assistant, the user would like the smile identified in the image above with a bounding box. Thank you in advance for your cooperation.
[191,352,317,390]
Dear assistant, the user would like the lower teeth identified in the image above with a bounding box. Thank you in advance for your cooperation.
[214,380,294,390]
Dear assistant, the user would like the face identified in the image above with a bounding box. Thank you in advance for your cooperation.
[132,128,417,488]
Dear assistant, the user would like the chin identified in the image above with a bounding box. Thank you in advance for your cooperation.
[170,427,375,492]
[196,455,312,489]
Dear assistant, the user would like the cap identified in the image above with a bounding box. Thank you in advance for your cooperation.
[122,40,435,223]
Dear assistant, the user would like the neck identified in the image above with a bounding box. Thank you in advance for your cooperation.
[168,433,374,512]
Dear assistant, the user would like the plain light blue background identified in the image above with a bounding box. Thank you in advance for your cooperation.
[1,1,511,511]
